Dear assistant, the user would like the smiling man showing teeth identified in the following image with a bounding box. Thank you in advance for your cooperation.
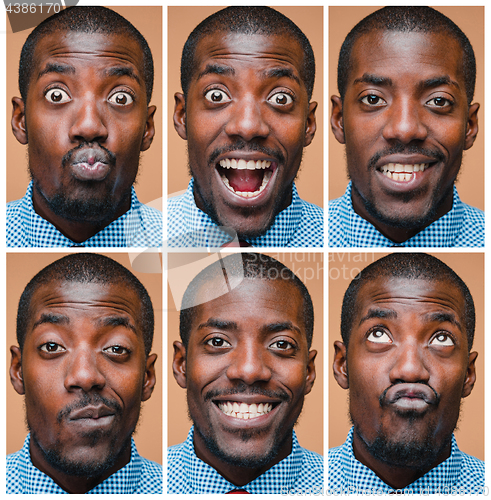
[329,253,483,493]
[329,7,484,247]
[167,7,323,248]
[168,253,323,493]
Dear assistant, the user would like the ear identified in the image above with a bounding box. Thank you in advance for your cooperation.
[333,340,349,390]
[12,97,28,145]
[140,105,156,152]
[10,346,25,395]
[303,101,317,147]
[173,92,187,140]
[141,353,157,401]
[330,95,345,145]
[304,349,317,395]
[173,341,187,389]
[462,351,478,398]
[464,102,479,150]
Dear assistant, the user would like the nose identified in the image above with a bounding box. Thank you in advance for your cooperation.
[382,98,428,144]
[69,97,108,144]
[389,341,430,385]
[226,342,272,385]
[224,96,269,141]
[64,348,106,392]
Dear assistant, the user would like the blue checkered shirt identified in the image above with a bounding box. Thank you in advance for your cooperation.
[167,179,323,247]
[329,182,484,247]
[7,182,162,247]
[167,426,324,494]
[6,434,162,493]
[328,427,484,494]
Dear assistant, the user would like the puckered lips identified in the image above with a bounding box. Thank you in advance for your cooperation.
[215,154,278,206]
[383,383,438,414]
[67,404,116,430]
[69,147,112,182]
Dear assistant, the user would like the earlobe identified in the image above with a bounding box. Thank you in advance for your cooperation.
[12,97,28,145]
[330,95,345,145]
[333,341,349,390]
[173,93,187,140]
[173,341,187,389]
[304,350,317,395]
[462,351,478,398]
[464,102,479,150]
[142,353,157,401]
[10,346,25,395]
[141,105,156,152]
[304,101,317,147]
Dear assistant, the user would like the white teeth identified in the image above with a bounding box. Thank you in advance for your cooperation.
[219,159,272,170]
[380,163,428,181]
[219,168,273,198]
[218,401,274,419]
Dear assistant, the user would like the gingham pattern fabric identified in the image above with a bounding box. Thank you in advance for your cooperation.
[7,182,162,247]
[167,179,323,248]
[167,426,324,494]
[328,427,484,494]
[7,434,163,493]
[329,182,484,247]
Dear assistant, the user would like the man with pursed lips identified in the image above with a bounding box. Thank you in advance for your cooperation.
[168,253,323,493]
[329,253,483,493]
[167,6,323,248]
[328,7,483,247]
[7,253,162,493]
[7,6,162,247]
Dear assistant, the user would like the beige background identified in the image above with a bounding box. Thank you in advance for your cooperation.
[167,252,323,455]
[329,6,484,211]
[6,6,162,207]
[168,6,323,209]
[329,252,484,460]
[6,253,163,465]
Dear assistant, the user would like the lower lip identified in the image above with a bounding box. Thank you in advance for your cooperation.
[391,397,429,411]
[68,415,115,429]
[70,162,110,181]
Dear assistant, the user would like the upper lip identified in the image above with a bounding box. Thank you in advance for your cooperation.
[68,405,115,420]
[383,383,438,406]
[375,154,439,169]
[212,395,283,405]
[70,147,111,166]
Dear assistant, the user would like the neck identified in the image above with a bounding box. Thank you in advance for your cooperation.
[351,430,452,489]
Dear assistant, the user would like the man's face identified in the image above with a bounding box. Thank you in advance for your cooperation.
[331,30,479,231]
[334,277,476,469]
[173,278,316,469]
[12,31,155,224]
[174,32,317,239]
[10,281,156,479]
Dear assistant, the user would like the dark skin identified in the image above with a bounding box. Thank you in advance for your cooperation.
[11,31,156,243]
[333,277,477,489]
[173,278,316,486]
[10,281,157,493]
[331,30,479,243]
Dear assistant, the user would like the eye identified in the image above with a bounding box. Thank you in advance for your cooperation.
[45,88,71,104]
[430,333,455,346]
[426,97,452,107]
[39,342,66,353]
[367,329,392,344]
[268,92,293,106]
[103,345,131,355]
[204,89,231,103]
[206,337,232,348]
[360,94,386,106]
[108,91,134,106]
[270,340,295,350]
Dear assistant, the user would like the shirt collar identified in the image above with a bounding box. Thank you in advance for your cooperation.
[339,182,465,247]
[182,426,304,494]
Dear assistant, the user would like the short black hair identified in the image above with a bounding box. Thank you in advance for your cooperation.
[337,6,476,105]
[341,253,475,351]
[19,6,154,103]
[179,253,314,348]
[180,6,315,100]
[17,253,154,356]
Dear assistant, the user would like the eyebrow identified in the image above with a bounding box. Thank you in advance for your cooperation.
[97,315,137,334]
[353,73,393,87]
[422,311,462,330]
[32,312,70,330]
[262,67,300,84]
[262,321,302,336]
[197,64,235,81]
[353,73,460,91]
[358,308,397,326]
[197,318,238,331]
[416,75,460,91]
[103,65,141,85]
[37,62,76,80]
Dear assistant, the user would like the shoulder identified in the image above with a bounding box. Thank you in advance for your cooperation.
[290,199,324,247]
[456,202,484,247]
[167,442,190,494]
[458,451,485,488]
[136,456,163,493]
[6,199,29,247]
[299,199,324,221]
[289,447,324,494]
[6,450,24,493]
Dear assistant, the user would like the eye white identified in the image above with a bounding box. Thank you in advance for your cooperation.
[268,92,293,105]
[204,89,231,103]
[367,330,391,343]
[45,88,71,103]
[206,337,232,347]
[40,342,66,353]
[430,334,454,346]
[108,92,134,105]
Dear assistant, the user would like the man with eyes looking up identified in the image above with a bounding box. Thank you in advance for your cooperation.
[168,6,323,248]
[7,253,162,493]
[168,253,323,493]
[329,6,484,247]
[329,253,483,493]
[8,6,161,247]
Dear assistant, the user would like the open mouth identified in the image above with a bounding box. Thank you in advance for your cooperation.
[379,163,431,182]
[216,401,276,419]
[218,159,274,198]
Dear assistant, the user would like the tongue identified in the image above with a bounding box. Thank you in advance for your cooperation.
[225,169,263,192]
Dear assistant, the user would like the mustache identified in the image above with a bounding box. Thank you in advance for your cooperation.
[208,140,285,166]
[204,383,290,402]
[57,393,123,423]
[62,142,117,168]
[368,143,445,171]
